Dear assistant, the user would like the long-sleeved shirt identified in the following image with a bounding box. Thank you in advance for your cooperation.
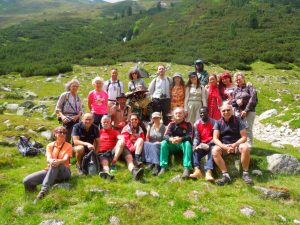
[164,120,193,143]
[148,76,172,99]
[232,85,257,112]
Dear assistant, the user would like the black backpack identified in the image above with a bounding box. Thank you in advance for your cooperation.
[81,150,100,175]
[18,136,45,157]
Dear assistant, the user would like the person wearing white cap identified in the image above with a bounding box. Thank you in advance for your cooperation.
[142,112,166,176]
[170,72,185,111]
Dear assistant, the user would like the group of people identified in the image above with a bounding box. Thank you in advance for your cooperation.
[23,60,258,202]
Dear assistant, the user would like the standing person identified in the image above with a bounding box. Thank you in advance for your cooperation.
[212,104,253,186]
[194,59,209,86]
[207,74,222,120]
[184,72,207,124]
[121,113,145,166]
[190,107,215,182]
[159,107,193,178]
[218,71,235,103]
[23,126,72,202]
[103,68,124,111]
[232,72,257,146]
[148,65,172,125]
[98,115,125,180]
[55,79,83,143]
[110,93,131,132]
[72,113,100,175]
[127,67,147,92]
[142,112,166,176]
[170,72,185,111]
[88,77,108,128]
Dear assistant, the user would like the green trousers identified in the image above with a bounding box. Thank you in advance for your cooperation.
[160,140,192,169]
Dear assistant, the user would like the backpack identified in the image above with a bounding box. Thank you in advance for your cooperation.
[18,136,45,157]
[81,150,100,175]
[106,80,121,93]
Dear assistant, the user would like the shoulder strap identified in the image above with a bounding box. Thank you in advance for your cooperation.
[106,80,111,92]
[61,92,70,112]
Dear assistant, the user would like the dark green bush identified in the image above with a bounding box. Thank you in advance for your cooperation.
[274,63,293,70]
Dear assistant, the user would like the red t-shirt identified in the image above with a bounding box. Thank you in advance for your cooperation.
[99,128,119,153]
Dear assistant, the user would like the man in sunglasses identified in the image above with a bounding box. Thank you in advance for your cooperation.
[212,104,253,185]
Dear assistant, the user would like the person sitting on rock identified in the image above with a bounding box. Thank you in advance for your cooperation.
[72,113,100,175]
[212,103,253,185]
[23,126,72,202]
[110,93,132,132]
[190,107,215,182]
[98,115,125,180]
[158,107,193,178]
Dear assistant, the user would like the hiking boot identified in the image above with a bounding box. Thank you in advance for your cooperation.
[146,163,154,170]
[76,164,83,176]
[132,167,144,180]
[110,164,117,171]
[99,171,108,179]
[189,167,202,179]
[216,175,231,186]
[242,173,254,185]
[205,170,214,182]
[182,168,190,179]
[151,164,160,176]
[158,168,166,176]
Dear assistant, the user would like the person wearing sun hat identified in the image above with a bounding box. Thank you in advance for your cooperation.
[170,72,185,111]
[142,112,166,176]
[194,59,209,86]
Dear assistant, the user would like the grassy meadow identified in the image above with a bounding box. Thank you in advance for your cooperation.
[0,61,299,224]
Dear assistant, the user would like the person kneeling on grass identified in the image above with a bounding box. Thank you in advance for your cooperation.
[23,126,72,202]
[190,107,215,182]
[212,103,253,186]
[158,107,193,178]
[98,115,125,180]
[72,113,100,175]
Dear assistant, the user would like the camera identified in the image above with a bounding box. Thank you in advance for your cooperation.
[160,93,167,99]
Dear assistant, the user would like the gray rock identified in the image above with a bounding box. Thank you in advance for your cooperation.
[168,200,175,206]
[135,190,148,197]
[294,94,300,101]
[36,126,47,132]
[3,120,10,124]
[169,175,183,183]
[28,129,38,136]
[15,125,26,131]
[294,219,300,225]
[16,107,25,116]
[150,191,159,198]
[41,130,53,141]
[23,91,37,100]
[259,109,277,121]
[109,216,120,225]
[267,154,300,174]
[20,101,35,109]
[254,186,290,199]
[278,215,286,222]
[0,87,12,92]
[39,220,64,225]
[183,210,196,218]
[240,206,256,217]
[270,98,282,102]
[90,188,109,195]
[6,103,19,112]
[6,123,13,129]
[15,206,24,215]
[252,170,263,176]
[52,183,71,190]
[191,205,209,213]
[45,78,53,82]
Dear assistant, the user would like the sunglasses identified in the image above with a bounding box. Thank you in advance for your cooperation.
[221,109,231,112]
[56,131,66,134]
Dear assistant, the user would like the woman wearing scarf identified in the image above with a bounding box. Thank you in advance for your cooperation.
[207,74,222,120]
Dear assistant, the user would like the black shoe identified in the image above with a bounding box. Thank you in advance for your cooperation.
[216,175,231,186]
[146,163,154,170]
[99,172,108,179]
[242,173,254,185]
[132,167,144,180]
[182,168,190,179]
[152,164,160,176]
[158,168,166,176]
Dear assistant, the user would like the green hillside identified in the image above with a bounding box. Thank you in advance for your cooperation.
[0,0,299,76]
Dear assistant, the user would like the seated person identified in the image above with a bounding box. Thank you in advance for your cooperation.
[72,113,100,175]
[110,93,131,132]
[142,112,166,176]
[23,126,72,202]
[190,107,215,182]
[159,107,193,178]
[98,115,125,180]
[212,103,253,186]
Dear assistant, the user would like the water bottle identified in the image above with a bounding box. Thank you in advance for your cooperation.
[88,158,97,175]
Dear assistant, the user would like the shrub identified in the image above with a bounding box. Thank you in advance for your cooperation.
[274,63,293,70]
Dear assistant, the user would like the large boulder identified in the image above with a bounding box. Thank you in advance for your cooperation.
[23,91,37,100]
[267,154,300,174]
[6,103,19,112]
[258,109,277,121]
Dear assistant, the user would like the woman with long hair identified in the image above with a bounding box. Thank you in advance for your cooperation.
[218,71,235,103]
[170,72,185,111]
[207,74,222,120]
